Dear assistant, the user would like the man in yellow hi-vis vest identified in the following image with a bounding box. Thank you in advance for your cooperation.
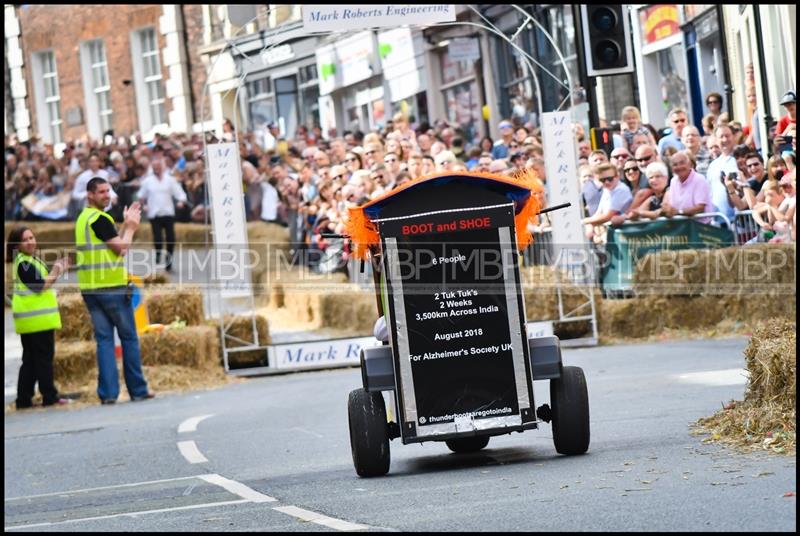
[76,177,154,405]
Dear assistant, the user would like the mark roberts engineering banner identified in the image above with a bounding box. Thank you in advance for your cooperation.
[601,218,734,292]
[303,5,455,32]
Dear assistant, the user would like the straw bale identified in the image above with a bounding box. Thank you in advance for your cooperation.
[145,286,204,325]
[693,319,796,455]
[142,273,170,286]
[53,341,97,385]
[634,244,796,296]
[743,319,796,407]
[318,289,376,333]
[140,325,218,368]
[56,293,94,341]
[284,291,324,326]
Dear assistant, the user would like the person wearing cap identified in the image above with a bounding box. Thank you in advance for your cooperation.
[776,90,796,137]
[492,120,515,160]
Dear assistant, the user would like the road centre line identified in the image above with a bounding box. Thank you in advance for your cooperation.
[197,474,277,503]
[272,505,370,531]
[177,440,209,464]
[4,499,249,530]
[178,414,215,434]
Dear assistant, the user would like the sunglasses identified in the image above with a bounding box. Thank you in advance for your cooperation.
[624,167,639,173]
[599,176,616,183]
[636,156,654,162]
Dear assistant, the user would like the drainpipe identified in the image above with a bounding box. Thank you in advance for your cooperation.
[715,4,734,121]
[751,6,773,157]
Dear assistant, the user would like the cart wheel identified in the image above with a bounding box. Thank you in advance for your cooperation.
[550,366,590,455]
[348,388,390,477]
[445,435,490,453]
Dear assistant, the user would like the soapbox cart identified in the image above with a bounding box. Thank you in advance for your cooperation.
[345,172,589,477]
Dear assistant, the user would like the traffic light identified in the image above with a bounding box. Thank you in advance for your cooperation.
[580,5,634,76]
[590,127,615,157]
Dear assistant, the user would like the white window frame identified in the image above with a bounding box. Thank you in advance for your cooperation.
[31,50,63,144]
[130,26,167,135]
[80,39,113,139]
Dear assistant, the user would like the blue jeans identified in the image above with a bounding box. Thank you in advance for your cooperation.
[82,288,149,401]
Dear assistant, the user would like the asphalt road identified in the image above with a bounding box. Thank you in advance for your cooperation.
[4,337,796,532]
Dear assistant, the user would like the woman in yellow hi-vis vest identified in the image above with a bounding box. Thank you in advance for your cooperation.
[6,226,71,409]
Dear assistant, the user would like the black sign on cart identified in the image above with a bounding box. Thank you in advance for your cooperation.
[375,181,535,442]
[345,172,590,477]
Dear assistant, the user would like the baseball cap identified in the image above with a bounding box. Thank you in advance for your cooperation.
[780,90,796,105]
[498,120,513,130]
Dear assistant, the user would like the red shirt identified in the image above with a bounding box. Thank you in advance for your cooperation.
[777,115,795,136]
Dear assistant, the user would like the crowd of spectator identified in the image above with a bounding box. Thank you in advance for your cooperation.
[4,86,796,275]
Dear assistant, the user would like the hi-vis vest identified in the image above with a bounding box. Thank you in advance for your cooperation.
[75,207,127,290]
[12,253,62,334]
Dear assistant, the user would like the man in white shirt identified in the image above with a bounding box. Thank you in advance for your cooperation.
[260,176,281,224]
[72,153,117,214]
[703,125,740,226]
[137,157,187,272]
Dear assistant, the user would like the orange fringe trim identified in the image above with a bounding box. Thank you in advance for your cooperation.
[344,169,545,260]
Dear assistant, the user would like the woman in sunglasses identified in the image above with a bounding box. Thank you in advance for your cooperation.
[705,92,724,121]
[343,151,363,173]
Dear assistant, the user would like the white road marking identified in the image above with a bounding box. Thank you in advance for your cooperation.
[676,368,749,386]
[4,475,201,502]
[177,440,209,464]
[178,414,215,434]
[197,474,277,503]
[273,505,369,531]
[4,499,249,530]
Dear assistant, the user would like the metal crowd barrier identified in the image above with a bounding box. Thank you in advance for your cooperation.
[733,210,759,245]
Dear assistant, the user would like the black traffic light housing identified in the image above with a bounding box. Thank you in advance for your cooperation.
[580,5,634,76]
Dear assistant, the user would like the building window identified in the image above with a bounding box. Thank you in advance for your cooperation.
[37,51,63,144]
[87,40,113,133]
[439,51,480,147]
[140,28,166,127]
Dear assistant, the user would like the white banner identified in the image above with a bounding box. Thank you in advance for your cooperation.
[206,143,252,298]
[269,337,377,370]
[303,5,455,32]
[540,112,594,281]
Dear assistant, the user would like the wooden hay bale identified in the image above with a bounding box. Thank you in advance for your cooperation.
[56,293,94,341]
[53,341,96,385]
[145,286,204,325]
[140,325,218,368]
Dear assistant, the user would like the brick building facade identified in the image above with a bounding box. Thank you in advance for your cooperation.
[17,4,172,143]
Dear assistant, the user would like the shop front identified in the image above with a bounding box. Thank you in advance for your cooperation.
[631,4,691,130]
[681,5,728,129]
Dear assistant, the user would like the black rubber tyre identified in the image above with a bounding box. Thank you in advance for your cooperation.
[445,435,491,453]
[550,365,590,455]
[348,388,390,477]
